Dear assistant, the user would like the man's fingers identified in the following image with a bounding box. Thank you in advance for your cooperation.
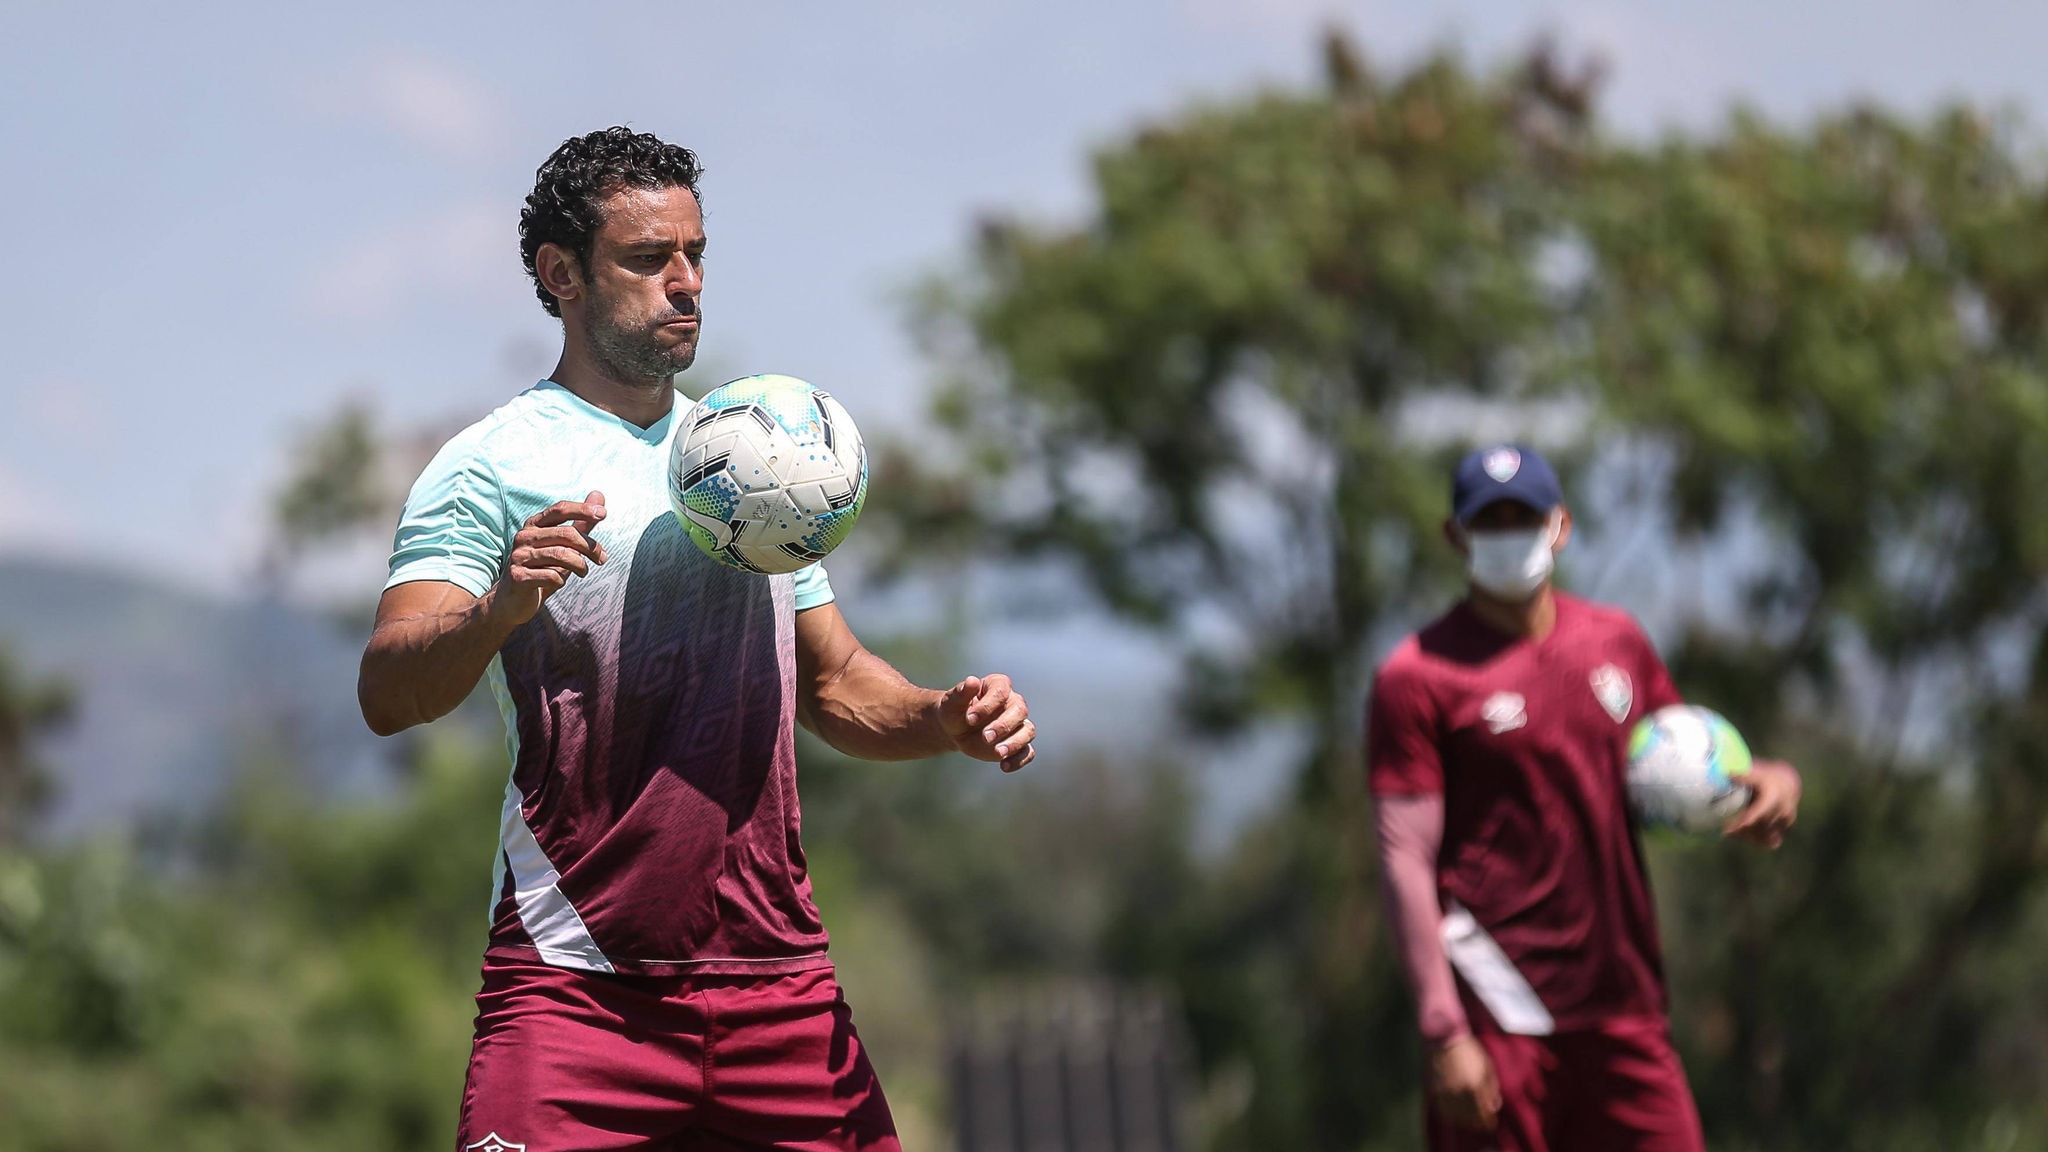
[993,719,1036,761]
[940,677,983,727]
[1725,814,1787,849]
[1724,780,1793,844]
[518,525,606,557]
[1722,805,1761,837]
[529,500,609,530]
[983,698,1031,748]
[1000,744,1036,773]
[963,674,1011,727]
[1431,1081,1473,1129]
[573,492,609,557]
[509,566,569,594]
[519,546,592,577]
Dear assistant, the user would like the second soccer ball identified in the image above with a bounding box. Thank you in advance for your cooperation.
[1626,704,1754,833]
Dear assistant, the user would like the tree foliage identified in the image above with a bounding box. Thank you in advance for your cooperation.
[0,735,496,1151]
[906,32,2048,1150]
[0,647,72,847]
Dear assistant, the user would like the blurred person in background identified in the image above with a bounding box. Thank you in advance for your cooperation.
[1367,444,1802,1152]
[357,127,1036,1152]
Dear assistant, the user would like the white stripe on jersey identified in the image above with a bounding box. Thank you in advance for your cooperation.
[1441,900,1555,1036]
[497,778,615,973]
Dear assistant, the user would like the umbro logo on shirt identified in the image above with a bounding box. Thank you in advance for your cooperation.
[1482,692,1528,734]
[466,1135,525,1152]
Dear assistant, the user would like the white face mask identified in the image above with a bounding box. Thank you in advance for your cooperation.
[1465,513,1561,601]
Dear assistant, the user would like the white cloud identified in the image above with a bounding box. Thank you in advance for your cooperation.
[311,49,505,160]
[0,458,86,557]
[26,384,111,442]
[308,200,524,320]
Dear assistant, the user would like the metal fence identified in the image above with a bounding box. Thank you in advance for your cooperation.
[947,982,1194,1152]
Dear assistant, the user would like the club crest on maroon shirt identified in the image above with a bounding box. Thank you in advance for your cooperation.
[1591,664,1633,723]
[466,1135,525,1152]
[1483,691,1528,734]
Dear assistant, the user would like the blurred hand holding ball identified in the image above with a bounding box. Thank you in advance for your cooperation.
[1626,705,1754,833]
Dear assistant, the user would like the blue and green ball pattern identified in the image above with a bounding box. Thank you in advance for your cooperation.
[1626,705,1754,832]
[668,375,868,575]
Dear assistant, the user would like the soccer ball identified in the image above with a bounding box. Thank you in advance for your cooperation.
[668,374,868,575]
[1626,705,1754,833]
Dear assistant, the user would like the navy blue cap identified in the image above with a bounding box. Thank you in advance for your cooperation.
[1452,444,1562,524]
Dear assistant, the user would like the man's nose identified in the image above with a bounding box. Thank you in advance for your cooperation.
[667,257,702,297]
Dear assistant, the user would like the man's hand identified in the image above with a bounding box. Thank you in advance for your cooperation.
[1428,1035,1501,1131]
[794,606,1039,765]
[935,674,1036,772]
[1724,759,1801,849]
[495,492,608,625]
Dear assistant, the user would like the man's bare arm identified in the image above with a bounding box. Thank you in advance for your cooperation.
[359,494,608,736]
[793,602,1035,771]
[1376,793,1500,1132]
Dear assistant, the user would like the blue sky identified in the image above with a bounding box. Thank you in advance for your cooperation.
[5,0,2043,586]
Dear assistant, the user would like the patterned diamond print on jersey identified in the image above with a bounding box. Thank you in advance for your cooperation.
[668,375,868,575]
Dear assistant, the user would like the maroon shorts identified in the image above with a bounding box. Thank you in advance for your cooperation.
[1426,1019,1704,1152]
[456,959,899,1152]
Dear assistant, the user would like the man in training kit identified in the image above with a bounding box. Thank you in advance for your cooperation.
[1367,445,1802,1152]
[359,127,1035,1151]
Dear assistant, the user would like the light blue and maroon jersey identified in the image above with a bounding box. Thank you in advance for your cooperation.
[1367,594,1684,1031]
[386,381,836,977]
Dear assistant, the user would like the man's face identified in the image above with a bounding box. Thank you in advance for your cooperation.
[1443,498,1571,562]
[574,184,706,384]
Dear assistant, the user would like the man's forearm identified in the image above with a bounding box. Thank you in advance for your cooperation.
[359,585,522,736]
[801,648,951,761]
[1375,793,1472,1047]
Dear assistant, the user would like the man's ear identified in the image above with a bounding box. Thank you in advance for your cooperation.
[1553,506,1574,552]
[535,242,585,309]
[1443,517,1469,558]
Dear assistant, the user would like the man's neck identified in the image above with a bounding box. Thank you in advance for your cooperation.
[548,342,675,429]
[1464,584,1558,641]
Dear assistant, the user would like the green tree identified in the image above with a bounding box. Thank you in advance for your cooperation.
[908,32,2048,1151]
[1578,104,2048,1148]
[0,645,72,845]
[906,36,1596,1149]
[0,732,502,1152]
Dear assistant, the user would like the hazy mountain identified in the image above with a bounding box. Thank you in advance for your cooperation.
[0,559,1289,846]
[0,562,397,835]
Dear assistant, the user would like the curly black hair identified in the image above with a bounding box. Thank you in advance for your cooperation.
[519,127,704,317]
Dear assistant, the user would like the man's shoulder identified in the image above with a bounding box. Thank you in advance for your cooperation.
[1376,608,1468,683]
[421,385,575,477]
[1556,592,1649,641]
[451,385,571,451]
[1376,629,1431,674]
